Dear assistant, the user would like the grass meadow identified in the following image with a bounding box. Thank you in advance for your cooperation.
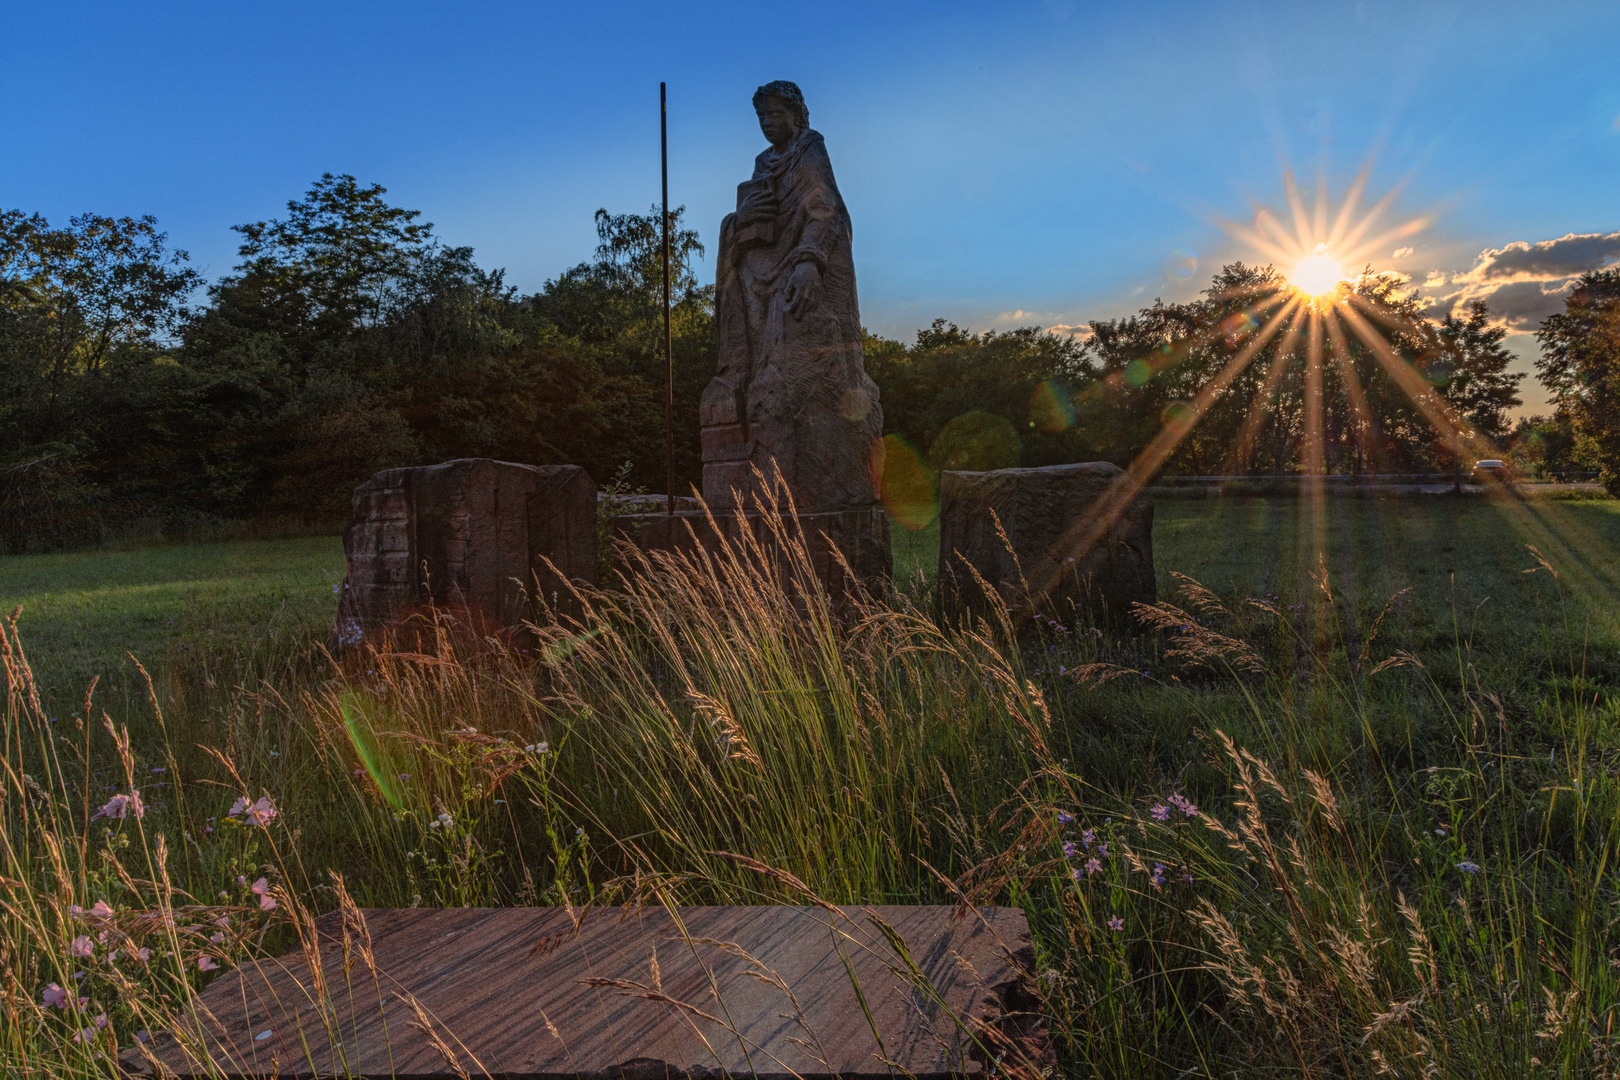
[4,492,1620,1077]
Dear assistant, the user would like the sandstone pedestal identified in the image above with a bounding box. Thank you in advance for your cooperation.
[939,461,1155,624]
[136,904,1049,1080]
[341,458,596,638]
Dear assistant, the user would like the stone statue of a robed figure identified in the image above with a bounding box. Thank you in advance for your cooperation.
[701,81,885,514]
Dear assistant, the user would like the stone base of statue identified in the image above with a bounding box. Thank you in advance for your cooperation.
[612,505,891,603]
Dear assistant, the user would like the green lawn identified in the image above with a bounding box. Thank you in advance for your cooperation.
[9,496,1620,721]
[0,535,345,721]
[896,494,1620,684]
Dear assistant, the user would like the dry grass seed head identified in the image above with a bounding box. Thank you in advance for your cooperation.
[1131,602,1268,675]
[1171,572,1232,620]
[1303,768,1344,836]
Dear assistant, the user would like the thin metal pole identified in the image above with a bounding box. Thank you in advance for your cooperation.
[661,82,675,516]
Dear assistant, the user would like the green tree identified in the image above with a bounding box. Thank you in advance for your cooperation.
[528,205,714,492]
[1433,299,1522,439]
[177,175,445,518]
[1507,413,1580,480]
[230,172,435,333]
[1536,268,1620,492]
[0,209,198,442]
[866,319,1095,471]
[0,209,200,549]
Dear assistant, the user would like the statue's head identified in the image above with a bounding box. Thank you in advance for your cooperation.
[752,80,808,148]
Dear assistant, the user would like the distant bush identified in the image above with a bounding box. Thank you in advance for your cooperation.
[0,455,103,554]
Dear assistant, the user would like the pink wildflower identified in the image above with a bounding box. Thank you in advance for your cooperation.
[88,900,114,920]
[42,983,69,1008]
[1107,915,1124,931]
[251,878,277,911]
[197,956,218,972]
[71,936,94,958]
[228,795,277,826]
[1150,804,1171,822]
[137,947,152,962]
[92,790,145,820]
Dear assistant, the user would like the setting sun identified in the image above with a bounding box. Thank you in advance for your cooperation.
[1290,244,1345,296]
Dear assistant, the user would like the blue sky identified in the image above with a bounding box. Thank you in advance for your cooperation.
[4,0,1618,412]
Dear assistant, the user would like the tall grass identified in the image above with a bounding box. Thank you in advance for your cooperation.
[2,505,1617,1077]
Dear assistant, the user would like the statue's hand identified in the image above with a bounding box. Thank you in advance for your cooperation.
[785,262,821,319]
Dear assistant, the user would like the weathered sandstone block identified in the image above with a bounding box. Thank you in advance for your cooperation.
[340,458,595,638]
[939,462,1154,623]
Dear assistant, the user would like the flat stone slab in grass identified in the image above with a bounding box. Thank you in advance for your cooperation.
[138,905,1046,1079]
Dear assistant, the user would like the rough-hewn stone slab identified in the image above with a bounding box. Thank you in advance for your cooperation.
[939,461,1154,624]
[341,458,596,637]
[141,905,1045,1079]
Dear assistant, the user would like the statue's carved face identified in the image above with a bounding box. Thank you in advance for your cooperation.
[755,97,801,149]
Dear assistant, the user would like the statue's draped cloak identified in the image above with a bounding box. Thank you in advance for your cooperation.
[701,128,884,511]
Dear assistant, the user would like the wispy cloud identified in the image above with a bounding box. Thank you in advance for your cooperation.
[990,309,1093,338]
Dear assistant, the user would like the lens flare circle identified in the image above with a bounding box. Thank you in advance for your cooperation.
[928,412,1021,472]
[1028,379,1076,432]
[1290,244,1345,297]
[876,434,939,530]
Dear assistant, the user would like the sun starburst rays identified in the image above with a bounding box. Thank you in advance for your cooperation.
[1018,166,1620,627]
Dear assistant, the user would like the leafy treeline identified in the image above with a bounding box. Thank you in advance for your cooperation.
[871,263,1526,482]
[0,174,1610,551]
[0,176,713,551]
